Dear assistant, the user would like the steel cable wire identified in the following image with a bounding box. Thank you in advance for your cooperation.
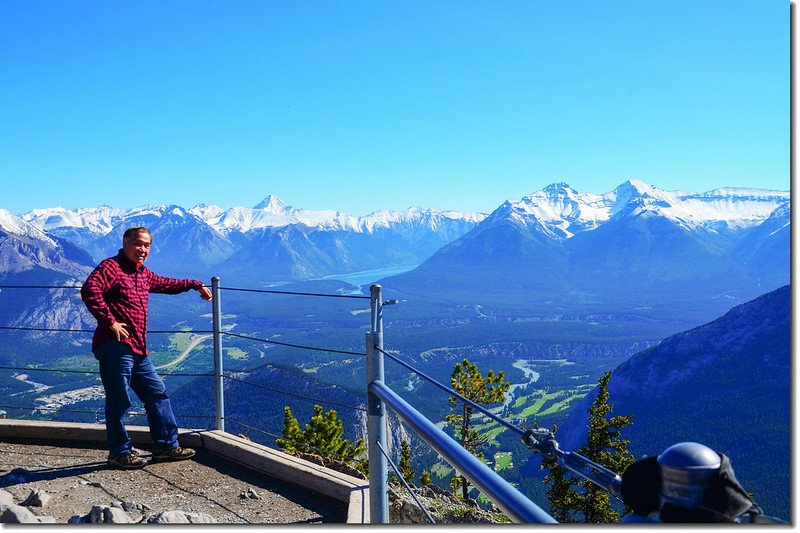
[0,325,94,333]
[0,283,371,300]
[0,404,100,416]
[374,346,527,438]
[219,286,370,299]
[222,331,364,357]
[0,364,98,375]
[376,441,436,524]
[0,364,363,421]
[0,365,213,378]
[0,285,82,289]
[0,403,214,420]
[0,325,213,334]
[222,373,366,412]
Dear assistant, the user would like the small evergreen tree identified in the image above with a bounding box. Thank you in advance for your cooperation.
[276,405,303,450]
[541,424,581,523]
[542,371,634,523]
[277,405,368,475]
[450,473,463,494]
[420,470,433,486]
[398,439,416,485]
[446,358,510,500]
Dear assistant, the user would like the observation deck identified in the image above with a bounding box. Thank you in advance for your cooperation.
[0,419,368,524]
[0,281,557,524]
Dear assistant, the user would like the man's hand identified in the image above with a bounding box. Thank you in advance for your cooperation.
[110,322,130,341]
[197,286,213,301]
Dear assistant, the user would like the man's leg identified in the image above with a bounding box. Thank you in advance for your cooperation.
[129,354,179,451]
[95,341,135,456]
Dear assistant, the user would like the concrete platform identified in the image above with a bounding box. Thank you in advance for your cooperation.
[0,419,369,524]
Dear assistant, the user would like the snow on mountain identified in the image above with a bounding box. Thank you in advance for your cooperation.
[678,188,790,226]
[0,209,94,279]
[500,182,614,239]
[21,205,123,235]
[383,180,789,320]
[497,180,788,239]
[187,197,486,235]
[124,204,186,219]
[15,181,787,245]
[352,207,484,233]
[253,194,292,213]
[187,203,225,221]
[0,209,57,245]
[191,196,330,234]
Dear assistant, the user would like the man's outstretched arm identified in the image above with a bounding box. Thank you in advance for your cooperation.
[148,272,212,300]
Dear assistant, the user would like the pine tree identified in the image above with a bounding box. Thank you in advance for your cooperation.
[420,470,433,486]
[277,404,368,475]
[446,358,510,500]
[542,371,634,523]
[541,425,581,522]
[276,406,303,451]
[398,439,416,485]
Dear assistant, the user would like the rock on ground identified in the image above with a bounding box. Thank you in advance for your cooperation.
[22,488,50,507]
[389,483,509,524]
[0,488,57,524]
[146,510,215,523]
[0,439,346,523]
[0,490,14,506]
[0,503,53,524]
[69,505,134,524]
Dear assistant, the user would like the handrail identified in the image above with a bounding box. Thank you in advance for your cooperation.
[375,346,524,436]
[368,379,556,524]
[2,278,558,524]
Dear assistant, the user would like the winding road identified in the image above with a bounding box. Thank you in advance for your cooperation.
[155,334,213,370]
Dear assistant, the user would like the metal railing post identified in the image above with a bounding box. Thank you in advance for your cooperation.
[211,276,224,432]
[366,284,388,523]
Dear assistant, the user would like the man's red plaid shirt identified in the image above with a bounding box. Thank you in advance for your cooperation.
[81,250,203,356]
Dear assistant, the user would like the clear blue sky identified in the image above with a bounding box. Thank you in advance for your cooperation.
[0,1,789,215]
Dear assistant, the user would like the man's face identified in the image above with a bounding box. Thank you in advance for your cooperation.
[123,232,152,265]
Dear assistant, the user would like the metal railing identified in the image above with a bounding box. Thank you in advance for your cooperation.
[1,280,784,524]
[362,284,556,524]
[1,279,558,523]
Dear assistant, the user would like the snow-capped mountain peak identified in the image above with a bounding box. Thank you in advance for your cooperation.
[500,183,612,238]
[487,180,789,239]
[0,209,57,245]
[610,180,684,215]
[21,205,124,234]
[188,203,225,221]
[253,195,291,213]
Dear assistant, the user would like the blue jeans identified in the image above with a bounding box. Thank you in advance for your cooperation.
[94,341,178,456]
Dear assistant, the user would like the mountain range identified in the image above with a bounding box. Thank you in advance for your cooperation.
[1,180,789,328]
[19,197,484,283]
[380,180,788,323]
[0,181,790,519]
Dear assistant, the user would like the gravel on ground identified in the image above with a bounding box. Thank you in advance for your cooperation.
[0,437,347,524]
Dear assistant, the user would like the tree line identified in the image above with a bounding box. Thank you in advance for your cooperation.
[274,358,633,523]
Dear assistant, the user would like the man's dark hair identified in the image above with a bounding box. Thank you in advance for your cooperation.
[123,227,152,241]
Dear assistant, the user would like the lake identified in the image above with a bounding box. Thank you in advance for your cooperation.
[320,265,418,289]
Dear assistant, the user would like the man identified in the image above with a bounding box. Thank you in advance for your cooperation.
[81,226,212,469]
